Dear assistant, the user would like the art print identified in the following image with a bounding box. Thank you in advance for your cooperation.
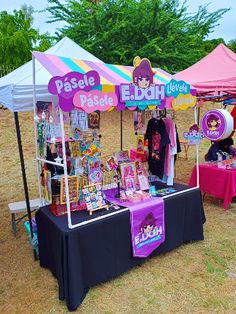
[88,111,100,129]
[106,156,118,171]
[60,175,79,204]
[137,174,150,191]
[70,141,80,158]
[120,162,136,191]
[70,127,83,140]
[136,135,145,153]
[86,140,101,157]
[135,160,146,175]
[36,101,52,122]
[88,168,103,184]
[114,151,130,163]
[134,111,145,134]
[124,177,136,192]
[87,156,100,172]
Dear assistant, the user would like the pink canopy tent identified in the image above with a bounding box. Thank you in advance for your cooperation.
[174,44,236,99]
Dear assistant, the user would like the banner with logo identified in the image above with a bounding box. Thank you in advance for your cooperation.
[201,109,233,141]
[129,197,165,258]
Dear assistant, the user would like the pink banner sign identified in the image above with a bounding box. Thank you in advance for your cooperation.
[73,90,118,113]
[48,71,100,112]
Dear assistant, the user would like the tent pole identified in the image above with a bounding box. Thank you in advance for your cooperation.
[120,111,123,151]
[197,107,200,125]
[194,106,200,187]
[59,109,72,229]
[14,112,37,260]
[32,55,43,204]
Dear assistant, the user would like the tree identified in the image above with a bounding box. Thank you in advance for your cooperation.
[46,0,229,72]
[228,39,236,53]
[0,5,54,70]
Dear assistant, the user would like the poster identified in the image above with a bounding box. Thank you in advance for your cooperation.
[36,101,52,121]
[120,162,136,191]
[60,175,79,204]
[134,111,145,134]
[70,141,81,157]
[136,135,145,153]
[114,151,130,163]
[137,174,149,190]
[106,156,118,170]
[88,111,100,129]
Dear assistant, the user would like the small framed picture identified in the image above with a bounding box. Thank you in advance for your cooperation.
[88,111,100,129]
[134,111,145,134]
[88,168,103,184]
[60,175,79,204]
[106,156,118,171]
[114,151,130,163]
[124,177,136,192]
[137,174,150,190]
[120,162,136,189]
[136,135,145,153]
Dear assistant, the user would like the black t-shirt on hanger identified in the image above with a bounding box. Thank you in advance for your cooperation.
[145,118,170,178]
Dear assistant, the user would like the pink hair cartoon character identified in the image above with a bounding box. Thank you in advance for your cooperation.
[132,56,156,89]
[207,114,221,131]
[189,124,199,135]
[140,212,157,234]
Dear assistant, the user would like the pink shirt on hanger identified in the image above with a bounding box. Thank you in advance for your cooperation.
[163,117,176,177]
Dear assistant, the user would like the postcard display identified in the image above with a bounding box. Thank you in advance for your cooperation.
[33,55,199,228]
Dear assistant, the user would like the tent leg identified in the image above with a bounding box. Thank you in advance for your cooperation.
[197,107,200,125]
[14,112,37,260]
[120,111,123,151]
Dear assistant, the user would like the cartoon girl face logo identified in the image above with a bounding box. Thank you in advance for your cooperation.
[140,213,156,234]
[189,124,199,135]
[132,57,156,89]
[207,114,221,131]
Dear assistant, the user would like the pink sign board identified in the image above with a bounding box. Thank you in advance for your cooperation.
[73,90,118,113]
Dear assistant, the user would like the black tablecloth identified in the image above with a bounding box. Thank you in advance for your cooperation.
[36,185,205,311]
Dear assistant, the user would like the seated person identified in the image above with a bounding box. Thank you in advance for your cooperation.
[205,135,235,161]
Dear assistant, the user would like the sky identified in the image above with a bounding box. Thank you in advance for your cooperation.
[0,0,235,43]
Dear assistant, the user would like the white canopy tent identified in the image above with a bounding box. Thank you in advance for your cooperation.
[0,37,102,112]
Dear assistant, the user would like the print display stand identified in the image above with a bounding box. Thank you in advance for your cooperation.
[88,204,108,216]
[82,183,109,216]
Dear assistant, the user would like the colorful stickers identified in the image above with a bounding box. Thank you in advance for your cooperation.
[82,183,106,211]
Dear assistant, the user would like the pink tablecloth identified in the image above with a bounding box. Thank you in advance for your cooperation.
[189,164,236,209]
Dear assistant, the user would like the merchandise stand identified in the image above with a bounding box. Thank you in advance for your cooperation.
[32,53,200,229]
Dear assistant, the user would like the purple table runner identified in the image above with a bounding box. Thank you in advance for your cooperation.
[104,189,165,257]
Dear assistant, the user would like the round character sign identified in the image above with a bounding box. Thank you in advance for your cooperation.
[201,109,233,141]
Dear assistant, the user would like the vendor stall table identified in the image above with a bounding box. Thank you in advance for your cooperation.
[189,164,236,209]
[36,183,205,311]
